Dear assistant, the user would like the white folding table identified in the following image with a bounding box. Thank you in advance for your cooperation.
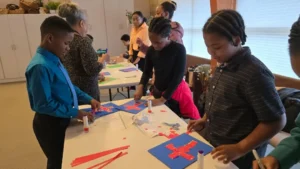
[62,99,238,169]
[99,62,142,101]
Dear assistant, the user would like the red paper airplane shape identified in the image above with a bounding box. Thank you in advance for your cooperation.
[100,106,113,112]
[165,140,197,161]
[125,104,141,111]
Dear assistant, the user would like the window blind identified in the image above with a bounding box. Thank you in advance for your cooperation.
[237,0,300,78]
[172,0,211,59]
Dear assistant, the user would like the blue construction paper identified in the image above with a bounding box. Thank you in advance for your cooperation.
[116,100,147,114]
[80,103,120,119]
[119,67,137,72]
[148,133,213,169]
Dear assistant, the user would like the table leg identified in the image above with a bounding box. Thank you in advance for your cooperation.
[127,87,130,98]
[109,88,112,101]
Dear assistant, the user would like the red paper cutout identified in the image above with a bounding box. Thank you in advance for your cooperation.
[87,152,128,169]
[125,105,141,111]
[166,140,198,160]
[100,106,113,113]
[71,145,130,167]
[160,110,167,112]
[158,132,179,139]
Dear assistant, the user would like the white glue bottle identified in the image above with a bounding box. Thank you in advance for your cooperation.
[198,150,204,169]
[83,116,89,132]
[147,100,152,113]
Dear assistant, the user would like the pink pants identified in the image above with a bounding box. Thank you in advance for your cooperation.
[170,81,200,120]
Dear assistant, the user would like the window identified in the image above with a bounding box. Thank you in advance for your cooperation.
[172,0,211,59]
[237,0,300,78]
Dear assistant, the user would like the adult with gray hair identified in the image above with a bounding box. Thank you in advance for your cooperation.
[58,3,106,103]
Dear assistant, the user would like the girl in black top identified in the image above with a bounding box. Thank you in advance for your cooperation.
[134,17,199,119]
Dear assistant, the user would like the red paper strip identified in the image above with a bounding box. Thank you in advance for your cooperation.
[87,152,128,169]
[98,152,128,169]
[160,110,167,112]
[158,132,179,139]
[186,131,192,135]
[166,140,197,160]
[71,145,130,167]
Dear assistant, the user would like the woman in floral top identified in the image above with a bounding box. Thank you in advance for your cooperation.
[58,3,106,103]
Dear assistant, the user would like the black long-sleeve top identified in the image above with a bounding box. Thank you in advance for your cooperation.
[140,41,186,100]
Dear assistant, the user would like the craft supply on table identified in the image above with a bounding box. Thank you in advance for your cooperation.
[119,67,138,72]
[148,133,213,169]
[87,152,128,169]
[83,116,89,132]
[163,122,180,130]
[197,150,204,169]
[148,100,152,113]
[80,103,120,119]
[116,100,147,114]
[101,72,111,76]
[107,64,124,69]
[71,145,130,167]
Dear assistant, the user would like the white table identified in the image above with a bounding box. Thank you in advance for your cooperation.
[99,62,143,101]
[63,99,238,169]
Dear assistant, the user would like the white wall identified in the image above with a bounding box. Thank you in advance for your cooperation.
[0,0,19,8]
[134,0,150,17]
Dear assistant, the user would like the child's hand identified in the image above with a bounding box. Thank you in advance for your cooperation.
[211,144,245,164]
[91,99,101,111]
[77,110,94,122]
[187,119,206,132]
[253,156,279,169]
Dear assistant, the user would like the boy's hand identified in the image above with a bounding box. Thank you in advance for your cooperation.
[91,99,101,111]
[253,156,279,169]
[77,110,94,122]
[211,144,245,164]
[187,119,206,132]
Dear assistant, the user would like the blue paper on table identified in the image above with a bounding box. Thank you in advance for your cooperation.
[116,100,147,114]
[148,133,213,169]
[119,67,137,72]
[80,103,119,119]
[101,72,111,76]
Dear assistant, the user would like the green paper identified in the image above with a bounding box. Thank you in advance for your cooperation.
[99,77,117,84]
[106,64,124,68]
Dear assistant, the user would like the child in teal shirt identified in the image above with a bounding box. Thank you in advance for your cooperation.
[253,17,300,169]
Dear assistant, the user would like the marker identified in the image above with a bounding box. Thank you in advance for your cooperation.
[148,100,152,113]
[252,150,266,169]
[198,150,204,169]
[83,116,89,132]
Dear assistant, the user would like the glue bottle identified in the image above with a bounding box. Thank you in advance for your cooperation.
[83,116,89,132]
[148,100,152,113]
[197,150,204,169]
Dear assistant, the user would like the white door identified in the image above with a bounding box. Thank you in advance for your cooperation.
[0,15,19,79]
[24,14,56,56]
[73,0,108,50]
[8,15,32,78]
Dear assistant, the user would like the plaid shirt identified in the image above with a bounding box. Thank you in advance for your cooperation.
[203,47,285,146]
